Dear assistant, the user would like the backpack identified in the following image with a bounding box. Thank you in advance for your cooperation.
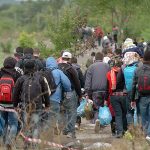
[124,63,137,92]
[40,68,57,94]
[58,63,73,87]
[138,66,150,94]
[0,76,14,104]
[21,73,43,110]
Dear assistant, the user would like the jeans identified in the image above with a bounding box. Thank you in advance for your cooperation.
[92,91,106,123]
[0,111,18,145]
[139,96,150,136]
[110,95,127,134]
[24,112,42,149]
[126,91,134,125]
[63,91,78,134]
[97,36,101,46]
[49,101,60,127]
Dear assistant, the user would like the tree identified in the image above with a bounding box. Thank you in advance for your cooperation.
[48,6,87,55]
[18,31,35,48]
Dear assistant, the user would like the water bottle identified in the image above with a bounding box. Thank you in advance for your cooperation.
[134,107,137,126]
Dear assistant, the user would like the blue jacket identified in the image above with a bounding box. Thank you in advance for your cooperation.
[46,57,71,103]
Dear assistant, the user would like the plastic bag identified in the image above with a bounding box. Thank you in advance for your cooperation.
[77,98,87,117]
[85,99,93,120]
[98,106,112,126]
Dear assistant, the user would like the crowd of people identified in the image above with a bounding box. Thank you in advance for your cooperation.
[0,31,149,150]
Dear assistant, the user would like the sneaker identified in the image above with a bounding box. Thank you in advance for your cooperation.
[146,136,150,141]
[94,119,100,133]
[6,144,12,150]
[115,133,123,138]
[75,124,79,130]
[66,132,76,139]
[112,132,116,137]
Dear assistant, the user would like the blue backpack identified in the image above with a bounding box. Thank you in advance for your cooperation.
[124,63,137,92]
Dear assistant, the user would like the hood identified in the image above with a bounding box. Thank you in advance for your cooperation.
[72,63,80,70]
[123,51,140,65]
[46,57,58,69]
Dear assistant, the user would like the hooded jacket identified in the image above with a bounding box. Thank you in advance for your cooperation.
[72,63,85,88]
[46,57,71,103]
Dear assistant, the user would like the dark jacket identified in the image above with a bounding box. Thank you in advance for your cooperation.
[16,54,44,71]
[131,62,150,101]
[107,68,125,95]
[0,68,21,83]
[58,62,82,98]
[13,72,50,110]
[72,63,85,88]
[84,60,110,96]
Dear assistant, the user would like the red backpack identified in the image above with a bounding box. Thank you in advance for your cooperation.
[0,76,14,104]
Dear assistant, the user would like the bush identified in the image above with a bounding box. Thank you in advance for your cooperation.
[38,41,56,58]
[18,31,36,48]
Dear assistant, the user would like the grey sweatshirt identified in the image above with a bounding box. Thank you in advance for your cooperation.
[84,60,110,94]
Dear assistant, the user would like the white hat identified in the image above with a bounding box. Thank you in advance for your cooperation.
[62,52,72,59]
[123,38,136,50]
[103,56,111,64]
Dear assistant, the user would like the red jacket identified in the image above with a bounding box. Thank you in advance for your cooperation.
[106,71,115,117]
[95,27,104,38]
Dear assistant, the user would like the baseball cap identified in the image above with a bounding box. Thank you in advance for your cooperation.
[62,52,72,59]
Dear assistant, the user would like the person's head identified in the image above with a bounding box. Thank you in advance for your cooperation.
[109,58,123,68]
[107,49,113,58]
[144,42,150,62]
[114,48,122,56]
[16,47,23,54]
[33,48,40,58]
[62,51,72,62]
[23,47,33,55]
[3,57,17,69]
[24,59,36,73]
[14,47,24,60]
[91,52,95,57]
[71,56,77,64]
[95,52,103,61]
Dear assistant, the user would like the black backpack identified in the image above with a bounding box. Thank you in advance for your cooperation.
[21,72,44,111]
[58,63,74,89]
[40,68,57,94]
[138,66,150,95]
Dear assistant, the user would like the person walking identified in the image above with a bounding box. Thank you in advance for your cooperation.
[0,57,21,150]
[84,52,110,131]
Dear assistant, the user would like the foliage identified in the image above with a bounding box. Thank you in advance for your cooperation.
[18,32,36,48]
[74,0,150,40]
[0,40,12,53]
[38,41,55,58]
[0,0,149,59]
[48,6,87,55]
